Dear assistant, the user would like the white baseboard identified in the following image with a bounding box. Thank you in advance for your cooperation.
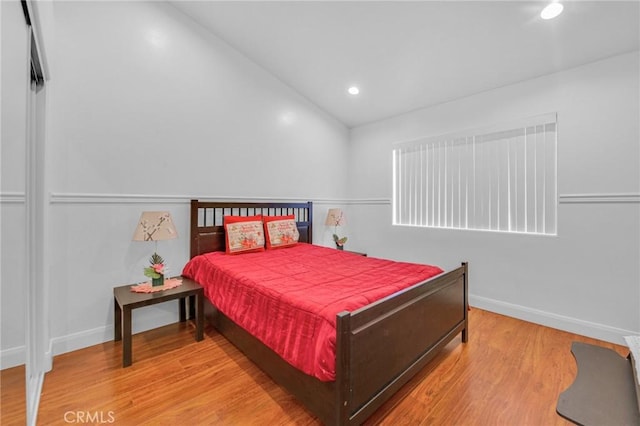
[1,344,53,372]
[470,294,637,345]
[0,346,25,369]
[50,313,180,358]
[50,326,113,357]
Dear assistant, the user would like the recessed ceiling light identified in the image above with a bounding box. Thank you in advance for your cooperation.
[540,2,563,20]
[348,86,360,95]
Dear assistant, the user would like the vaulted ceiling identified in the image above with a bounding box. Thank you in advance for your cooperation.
[171,1,640,128]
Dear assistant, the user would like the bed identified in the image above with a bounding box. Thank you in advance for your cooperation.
[185,200,468,425]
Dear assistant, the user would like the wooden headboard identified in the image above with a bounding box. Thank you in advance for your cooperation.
[189,200,313,258]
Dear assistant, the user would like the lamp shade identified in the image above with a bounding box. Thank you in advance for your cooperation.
[132,211,178,242]
[325,208,346,227]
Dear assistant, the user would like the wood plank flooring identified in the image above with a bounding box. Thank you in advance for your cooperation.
[1,364,25,425]
[1,308,628,425]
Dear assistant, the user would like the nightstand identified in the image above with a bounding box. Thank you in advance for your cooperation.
[345,250,367,257]
[113,277,204,367]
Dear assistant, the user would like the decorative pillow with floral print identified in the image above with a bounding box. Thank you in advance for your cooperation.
[263,215,300,249]
[224,215,265,254]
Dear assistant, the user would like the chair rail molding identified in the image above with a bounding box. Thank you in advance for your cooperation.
[0,191,26,203]
[48,192,386,206]
[559,193,640,204]
[47,192,639,206]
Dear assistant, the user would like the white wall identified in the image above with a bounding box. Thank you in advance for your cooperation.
[1,0,349,366]
[347,51,640,343]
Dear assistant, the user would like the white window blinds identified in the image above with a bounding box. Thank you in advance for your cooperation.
[392,113,557,235]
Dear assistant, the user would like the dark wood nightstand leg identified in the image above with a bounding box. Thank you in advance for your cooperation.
[188,295,196,320]
[122,306,132,367]
[179,297,186,322]
[195,291,204,341]
[114,297,122,341]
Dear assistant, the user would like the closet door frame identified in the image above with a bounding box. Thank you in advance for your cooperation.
[22,1,49,425]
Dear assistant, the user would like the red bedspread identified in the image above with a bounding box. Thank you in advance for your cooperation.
[182,243,443,382]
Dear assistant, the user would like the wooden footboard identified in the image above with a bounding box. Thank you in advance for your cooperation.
[337,263,468,424]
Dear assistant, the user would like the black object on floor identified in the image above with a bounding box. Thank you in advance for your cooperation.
[557,342,640,425]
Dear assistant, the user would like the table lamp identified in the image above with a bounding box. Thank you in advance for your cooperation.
[132,211,178,286]
[325,208,347,250]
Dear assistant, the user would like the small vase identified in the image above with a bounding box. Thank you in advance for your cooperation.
[336,244,344,251]
[152,275,165,287]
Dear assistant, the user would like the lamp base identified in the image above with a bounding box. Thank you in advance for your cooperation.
[152,276,165,287]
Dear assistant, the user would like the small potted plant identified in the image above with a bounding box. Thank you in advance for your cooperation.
[333,234,348,250]
[144,253,165,286]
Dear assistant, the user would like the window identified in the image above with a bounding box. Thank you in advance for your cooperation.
[392,113,557,235]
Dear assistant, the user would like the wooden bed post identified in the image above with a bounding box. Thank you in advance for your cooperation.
[335,311,351,425]
[462,262,469,343]
[190,199,199,259]
[307,202,313,244]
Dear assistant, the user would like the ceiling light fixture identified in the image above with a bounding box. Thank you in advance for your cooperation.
[540,2,564,20]
[348,86,360,95]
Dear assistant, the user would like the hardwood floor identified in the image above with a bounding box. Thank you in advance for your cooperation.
[1,365,25,425]
[1,308,628,425]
